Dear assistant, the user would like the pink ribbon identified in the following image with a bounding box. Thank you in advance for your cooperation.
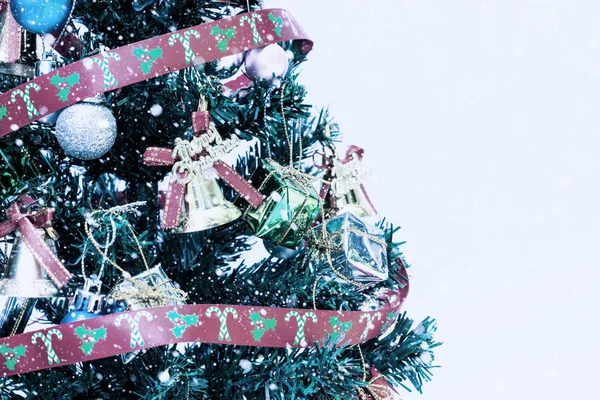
[0,198,72,288]
[143,111,263,229]
[317,146,377,215]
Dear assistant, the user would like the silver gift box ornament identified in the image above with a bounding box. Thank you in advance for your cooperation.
[109,265,186,311]
[311,212,389,288]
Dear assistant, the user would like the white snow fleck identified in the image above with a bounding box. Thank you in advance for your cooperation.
[158,369,170,383]
[149,104,163,117]
[239,359,252,373]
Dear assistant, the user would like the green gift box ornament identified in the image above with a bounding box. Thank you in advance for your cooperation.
[236,159,322,248]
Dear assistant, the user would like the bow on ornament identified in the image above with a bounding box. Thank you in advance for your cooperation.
[357,367,397,400]
[0,197,72,288]
[318,145,377,215]
[143,101,264,229]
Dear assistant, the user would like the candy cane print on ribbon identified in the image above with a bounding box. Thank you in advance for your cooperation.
[10,83,40,119]
[285,311,318,345]
[169,30,201,65]
[114,311,153,348]
[85,52,121,89]
[240,13,263,45]
[206,306,238,341]
[359,312,382,342]
[31,329,62,366]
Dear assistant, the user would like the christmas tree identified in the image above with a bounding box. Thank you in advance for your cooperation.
[0,0,439,398]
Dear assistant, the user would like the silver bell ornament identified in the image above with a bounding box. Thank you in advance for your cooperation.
[35,51,64,125]
[55,94,117,160]
[0,230,64,337]
[244,44,289,86]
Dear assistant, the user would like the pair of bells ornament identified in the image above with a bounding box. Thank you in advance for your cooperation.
[144,100,243,234]
[322,145,378,219]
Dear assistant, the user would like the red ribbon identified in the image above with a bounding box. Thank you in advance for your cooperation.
[318,146,377,215]
[143,111,263,229]
[0,261,408,378]
[0,8,312,137]
[0,198,72,288]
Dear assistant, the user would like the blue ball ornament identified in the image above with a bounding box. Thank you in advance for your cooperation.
[61,309,102,324]
[10,0,73,34]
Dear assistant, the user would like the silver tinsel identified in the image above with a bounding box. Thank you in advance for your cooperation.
[55,101,117,160]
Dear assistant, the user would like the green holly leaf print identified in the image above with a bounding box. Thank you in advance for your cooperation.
[250,312,263,323]
[167,311,199,338]
[252,328,266,341]
[50,73,80,102]
[0,105,8,120]
[249,313,276,342]
[133,46,164,74]
[264,318,277,330]
[268,13,283,37]
[0,343,27,371]
[210,26,236,53]
[328,316,353,341]
[74,325,107,356]
[172,325,186,338]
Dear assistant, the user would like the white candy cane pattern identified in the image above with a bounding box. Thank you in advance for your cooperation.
[10,83,41,119]
[285,311,317,345]
[86,52,121,88]
[169,30,201,65]
[359,312,382,341]
[240,13,264,45]
[206,306,238,341]
[31,329,62,365]
[114,311,153,348]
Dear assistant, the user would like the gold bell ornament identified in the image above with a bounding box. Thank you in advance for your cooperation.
[144,97,250,233]
[0,199,72,337]
[172,169,242,234]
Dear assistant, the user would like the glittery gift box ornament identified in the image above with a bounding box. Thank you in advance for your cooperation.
[108,265,187,311]
[235,159,322,248]
[310,212,388,288]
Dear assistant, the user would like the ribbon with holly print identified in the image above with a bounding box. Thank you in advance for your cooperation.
[0,264,409,377]
[0,8,312,137]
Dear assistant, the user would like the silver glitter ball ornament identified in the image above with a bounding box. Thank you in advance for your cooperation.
[55,98,117,160]
[244,44,289,86]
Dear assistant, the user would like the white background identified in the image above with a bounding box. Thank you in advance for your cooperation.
[266,1,600,399]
